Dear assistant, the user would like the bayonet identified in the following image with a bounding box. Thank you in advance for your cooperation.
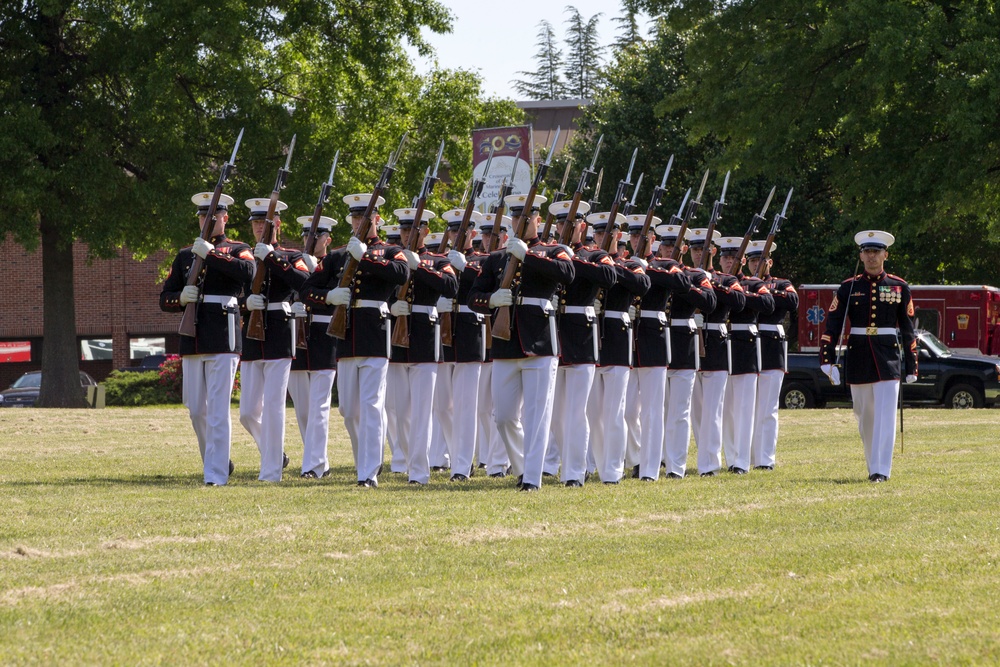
[629,173,644,208]
[228,127,245,168]
[694,169,710,204]
[589,135,604,172]
[544,126,561,167]
[459,179,472,207]
[326,150,339,188]
[431,138,445,179]
[558,159,573,194]
[592,168,604,202]
[675,188,691,219]
[624,147,638,185]
[780,187,793,218]
[283,134,296,174]
[718,170,731,204]
[658,155,674,191]
[759,185,776,218]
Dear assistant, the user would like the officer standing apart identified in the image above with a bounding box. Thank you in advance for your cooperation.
[161,193,255,485]
[288,215,337,478]
[468,194,575,491]
[821,231,917,482]
[302,194,413,488]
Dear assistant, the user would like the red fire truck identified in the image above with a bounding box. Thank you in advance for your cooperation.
[797,284,1000,356]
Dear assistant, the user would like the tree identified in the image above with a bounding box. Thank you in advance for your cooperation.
[563,6,605,99]
[513,20,567,100]
[0,0,465,406]
[612,0,644,50]
[642,0,1000,284]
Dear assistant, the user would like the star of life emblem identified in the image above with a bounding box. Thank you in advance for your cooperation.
[807,305,826,325]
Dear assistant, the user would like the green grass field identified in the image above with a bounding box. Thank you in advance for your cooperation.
[2,406,999,665]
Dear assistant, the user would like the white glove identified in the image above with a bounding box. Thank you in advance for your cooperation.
[347,237,367,261]
[592,299,603,316]
[402,249,420,271]
[179,285,200,305]
[436,296,454,312]
[821,364,841,386]
[254,243,274,261]
[559,244,575,259]
[302,254,318,272]
[447,250,467,272]
[635,258,648,270]
[628,305,637,319]
[192,238,214,259]
[489,288,513,308]
[506,238,528,261]
[693,313,705,328]
[905,374,917,384]
[325,287,351,306]
[246,294,267,311]
[390,301,411,317]
[290,301,307,316]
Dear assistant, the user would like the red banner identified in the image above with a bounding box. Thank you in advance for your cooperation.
[472,126,534,212]
[0,341,31,363]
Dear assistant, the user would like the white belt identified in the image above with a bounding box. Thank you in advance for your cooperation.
[518,296,555,312]
[604,309,630,325]
[850,327,897,336]
[354,299,388,312]
[759,324,785,337]
[562,305,596,317]
[310,314,333,324]
[411,304,439,319]
[640,311,667,323]
[704,322,728,335]
[202,295,238,308]
[266,301,291,312]
[457,304,484,323]
[671,318,697,328]
[730,323,758,334]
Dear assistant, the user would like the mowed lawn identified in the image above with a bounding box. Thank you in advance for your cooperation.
[1,406,999,665]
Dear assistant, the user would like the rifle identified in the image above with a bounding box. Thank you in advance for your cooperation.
[296,151,339,350]
[588,167,604,211]
[557,135,603,246]
[179,128,244,338]
[491,128,561,341]
[390,140,446,348]
[631,156,674,260]
[439,147,495,347]
[622,173,643,216]
[247,134,297,341]
[327,132,409,339]
[669,169,710,262]
[698,171,730,271]
[732,186,775,269]
[597,147,638,254]
[753,187,793,278]
[541,158,574,242]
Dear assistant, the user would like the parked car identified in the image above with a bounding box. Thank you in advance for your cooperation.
[781,330,1000,409]
[116,354,168,373]
[0,371,98,407]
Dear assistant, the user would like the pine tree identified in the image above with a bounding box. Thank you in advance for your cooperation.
[563,6,604,99]
[512,20,566,100]
[612,0,643,50]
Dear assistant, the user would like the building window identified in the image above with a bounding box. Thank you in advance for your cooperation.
[80,338,113,361]
[129,337,166,359]
[0,341,31,363]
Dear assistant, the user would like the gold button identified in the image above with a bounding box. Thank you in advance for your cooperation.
[354,289,360,294]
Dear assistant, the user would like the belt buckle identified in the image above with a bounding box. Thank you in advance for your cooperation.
[866,326,878,336]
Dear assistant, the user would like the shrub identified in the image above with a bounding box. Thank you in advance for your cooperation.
[104,370,176,406]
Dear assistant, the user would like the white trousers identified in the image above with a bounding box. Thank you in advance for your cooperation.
[287,369,335,477]
[723,373,758,472]
[624,369,642,469]
[693,370,728,474]
[338,356,389,483]
[553,364,595,483]
[449,362,481,477]
[388,363,438,484]
[492,356,559,487]
[477,363,508,475]
[664,368,697,476]
[588,365,630,482]
[851,380,900,478]
[751,370,784,468]
[239,358,292,482]
[636,367,667,479]
[384,364,407,473]
[430,361,454,469]
[182,353,239,485]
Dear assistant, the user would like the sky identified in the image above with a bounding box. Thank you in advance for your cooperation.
[408,0,649,99]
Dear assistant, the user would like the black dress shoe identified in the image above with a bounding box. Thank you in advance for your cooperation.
[282,453,290,469]
[631,464,640,479]
[489,471,507,479]
[753,465,774,471]
[700,471,717,477]
[666,472,683,479]
[640,476,656,482]
[205,482,217,486]
[518,483,539,492]
[870,474,887,483]
[431,466,449,472]
[478,463,486,469]
[228,460,235,476]
[450,474,469,482]
[321,469,331,478]
[730,467,748,475]
[603,480,620,485]
[356,480,372,488]
[565,480,583,488]
[408,480,426,486]
[517,474,524,486]
[301,470,318,479]
[542,471,556,478]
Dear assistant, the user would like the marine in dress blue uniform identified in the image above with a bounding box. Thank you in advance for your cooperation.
[468,194,576,491]
[160,193,254,485]
[301,194,412,487]
[820,230,917,482]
